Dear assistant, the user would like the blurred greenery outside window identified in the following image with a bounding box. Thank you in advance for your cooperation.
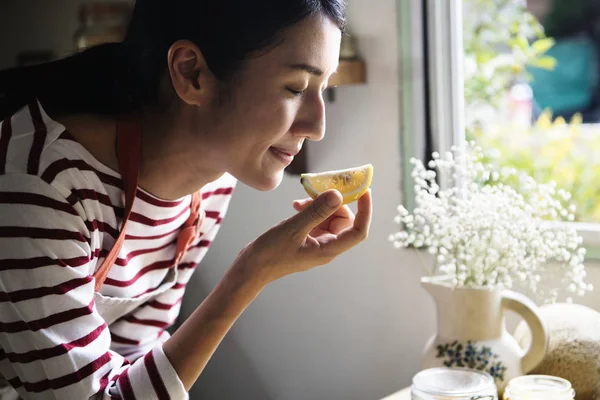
[464,0,600,230]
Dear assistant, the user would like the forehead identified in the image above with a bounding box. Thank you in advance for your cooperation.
[279,14,342,56]
[248,14,342,74]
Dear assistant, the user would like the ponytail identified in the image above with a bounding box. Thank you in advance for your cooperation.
[0,43,144,119]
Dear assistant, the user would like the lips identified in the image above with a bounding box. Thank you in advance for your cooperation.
[269,147,299,165]
[270,147,299,157]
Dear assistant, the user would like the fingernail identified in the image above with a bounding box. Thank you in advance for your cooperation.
[326,192,342,207]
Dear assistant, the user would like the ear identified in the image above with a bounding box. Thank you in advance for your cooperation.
[167,40,215,107]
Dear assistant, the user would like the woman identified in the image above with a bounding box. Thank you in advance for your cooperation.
[0,0,372,398]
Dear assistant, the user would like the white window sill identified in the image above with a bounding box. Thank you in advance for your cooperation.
[570,222,600,260]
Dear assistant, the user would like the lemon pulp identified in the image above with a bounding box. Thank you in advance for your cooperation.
[300,164,373,205]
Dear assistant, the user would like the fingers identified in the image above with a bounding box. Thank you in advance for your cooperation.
[292,198,312,211]
[293,198,354,220]
[354,189,372,235]
[329,215,353,235]
[285,190,343,239]
[322,189,372,253]
[293,196,354,235]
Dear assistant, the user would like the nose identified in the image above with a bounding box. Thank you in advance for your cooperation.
[291,91,326,141]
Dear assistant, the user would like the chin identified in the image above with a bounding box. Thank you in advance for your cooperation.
[239,169,284,192]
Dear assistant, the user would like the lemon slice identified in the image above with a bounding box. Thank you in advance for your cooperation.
[300,164,373,205]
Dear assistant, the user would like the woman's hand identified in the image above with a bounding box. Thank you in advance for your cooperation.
[167,189,371,390]
[233,189,372,287]
[292,195,356,236]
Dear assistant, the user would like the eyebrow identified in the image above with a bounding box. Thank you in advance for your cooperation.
[288,63,326,77]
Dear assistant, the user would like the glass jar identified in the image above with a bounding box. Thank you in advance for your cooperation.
[412,368,498,400]
[504,375,575,400]
[74,2,131,51]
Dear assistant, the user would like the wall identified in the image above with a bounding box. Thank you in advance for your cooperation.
[179,1,437,399]
[0,0,119,69]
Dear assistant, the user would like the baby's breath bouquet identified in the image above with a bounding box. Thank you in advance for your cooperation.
[390,142,592,303]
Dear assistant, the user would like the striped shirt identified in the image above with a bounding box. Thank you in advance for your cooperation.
[0,101,236,399]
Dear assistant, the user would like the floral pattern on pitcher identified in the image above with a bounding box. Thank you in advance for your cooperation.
[436,340,507,381]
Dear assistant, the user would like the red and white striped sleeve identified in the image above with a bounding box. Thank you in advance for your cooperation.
[0,173,187,399]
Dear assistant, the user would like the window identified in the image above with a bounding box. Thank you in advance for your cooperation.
[399,0,600,253]
[398,0,465,212]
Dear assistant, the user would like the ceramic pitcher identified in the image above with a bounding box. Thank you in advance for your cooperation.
[421,276,548,392]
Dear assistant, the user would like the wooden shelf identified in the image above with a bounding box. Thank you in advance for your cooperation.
[329,58,366,87]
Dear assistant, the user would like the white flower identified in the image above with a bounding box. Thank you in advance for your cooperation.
[389,142,589,303]
[397,205,409,216]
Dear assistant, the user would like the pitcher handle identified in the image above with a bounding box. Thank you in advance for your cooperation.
[501,290,548,373]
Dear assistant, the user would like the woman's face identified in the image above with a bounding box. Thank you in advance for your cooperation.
[204,14,341,191]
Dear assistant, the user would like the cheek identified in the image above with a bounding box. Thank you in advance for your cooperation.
[241,99,297,145]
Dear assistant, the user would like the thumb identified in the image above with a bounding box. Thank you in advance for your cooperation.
[286,190,342,238]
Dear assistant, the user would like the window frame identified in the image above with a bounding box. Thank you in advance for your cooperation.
[398,0,600,257]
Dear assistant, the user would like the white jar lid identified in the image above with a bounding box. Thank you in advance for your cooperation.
[413,367,496,397]
[505,375,575,400]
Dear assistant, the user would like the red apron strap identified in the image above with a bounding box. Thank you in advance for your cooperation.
[92,116,203,292]
[174,191,202,266]
[93,115,141,292]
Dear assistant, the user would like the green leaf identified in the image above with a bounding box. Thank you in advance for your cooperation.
[529,56,557,70]
[531,38,555,55]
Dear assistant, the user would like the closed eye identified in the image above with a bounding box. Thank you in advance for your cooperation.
[287,87,306,96]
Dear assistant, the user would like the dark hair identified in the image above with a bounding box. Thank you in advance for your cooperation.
[0,0,346,119]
